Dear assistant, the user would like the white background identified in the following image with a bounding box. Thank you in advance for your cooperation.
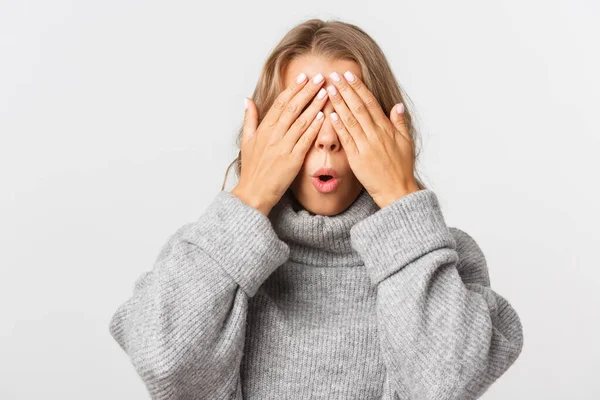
[1,0,598,398]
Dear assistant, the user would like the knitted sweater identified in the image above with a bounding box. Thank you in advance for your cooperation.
[108,188,524,400]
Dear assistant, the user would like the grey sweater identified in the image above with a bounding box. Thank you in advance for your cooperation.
[108,188,523,399]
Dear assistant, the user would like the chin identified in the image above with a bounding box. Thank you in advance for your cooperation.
[304,199,345,216]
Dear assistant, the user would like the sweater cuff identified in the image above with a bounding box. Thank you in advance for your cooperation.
[184,190,290,297]
[350,189,456,286]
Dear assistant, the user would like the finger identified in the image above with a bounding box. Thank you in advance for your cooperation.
[389,102,412,142]
[283,86,328,149]
[242,97,258,145]
[261,72,310,129]
[291,110,325,158]
[329,111,359,156]
[240,97,260,168]
[328,71,378,139]
[274,72,326,141]
[326,81,368,145]
[341,70,389,127]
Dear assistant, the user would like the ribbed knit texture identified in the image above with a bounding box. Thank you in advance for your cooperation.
[109,188,524,399]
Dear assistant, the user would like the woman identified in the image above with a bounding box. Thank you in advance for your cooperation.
[109,18,524,399]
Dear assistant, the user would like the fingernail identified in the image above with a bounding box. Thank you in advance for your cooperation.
[344,71,355,82]
[396,103,404,114]
[316,111,324,120]
[296,72,307,83]
[317,88,327,99]
[327,85,337,96]
[330,112,339,121]
[313,73,324,84]
[330,72,341,82]
[244,97,248,110]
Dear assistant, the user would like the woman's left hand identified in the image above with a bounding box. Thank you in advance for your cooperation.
[326,71,420,208]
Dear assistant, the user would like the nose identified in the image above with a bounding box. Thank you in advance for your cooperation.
[313,102,342,152]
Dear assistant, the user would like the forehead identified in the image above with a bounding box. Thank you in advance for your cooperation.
[282,55,363,86]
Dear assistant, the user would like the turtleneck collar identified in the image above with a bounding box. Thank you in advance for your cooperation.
[267,188,380,268]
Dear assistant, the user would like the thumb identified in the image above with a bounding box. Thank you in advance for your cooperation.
[389,102,410,141]
[242,97,258,145]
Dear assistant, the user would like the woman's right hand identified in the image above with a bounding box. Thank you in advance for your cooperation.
[231,72,328,216]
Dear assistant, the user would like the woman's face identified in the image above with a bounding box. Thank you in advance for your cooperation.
[282,56,364,216]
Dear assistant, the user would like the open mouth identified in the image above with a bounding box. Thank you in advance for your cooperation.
[312,174,339,193]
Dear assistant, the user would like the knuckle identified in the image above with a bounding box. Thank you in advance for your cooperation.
[331,94,343,104]
[364,95,379,109]
[345,114,359,127]
[277,146,289,158]
[273,143,287,158]
[273,97,286,111]
[286,102,299,114]
[353,102,367,115]
[292,116,308,130]
[264,117,277,129]
[339,84,351,94]
[287,84,299,94]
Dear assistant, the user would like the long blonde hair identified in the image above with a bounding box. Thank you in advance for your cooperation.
[221,18,427,192]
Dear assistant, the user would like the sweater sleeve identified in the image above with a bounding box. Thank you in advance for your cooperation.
[108,190,289,400]
[349,189,524,400]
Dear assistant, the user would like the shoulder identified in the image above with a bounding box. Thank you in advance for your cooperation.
[448,227,491,287]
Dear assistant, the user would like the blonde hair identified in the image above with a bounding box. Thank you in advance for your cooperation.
[221,18,428,192]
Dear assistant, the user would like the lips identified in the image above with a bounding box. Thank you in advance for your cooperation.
[311,167,340,193]
[312,167,339,180]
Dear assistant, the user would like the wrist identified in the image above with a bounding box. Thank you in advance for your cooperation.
[375,182,421,209]
[231,186,273,216]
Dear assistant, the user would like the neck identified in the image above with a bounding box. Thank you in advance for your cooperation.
[268,189,380,268]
